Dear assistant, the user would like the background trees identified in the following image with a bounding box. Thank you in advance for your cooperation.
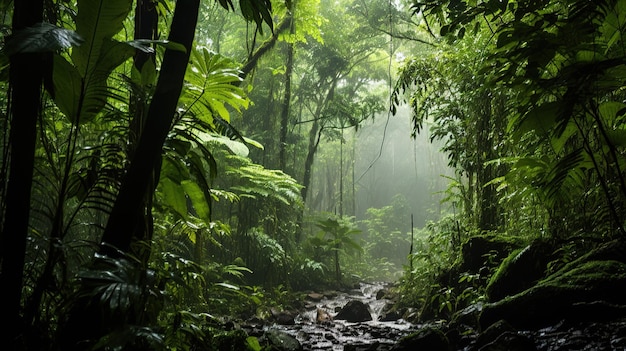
[391,0,626,323]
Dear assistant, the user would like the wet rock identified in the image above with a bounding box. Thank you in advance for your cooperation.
[344,341,390,350]
[335,300,373,322]
[478,331,536,351]
[263,329,303,351]
[271,308,297,325]
[376,287,393,300]
[306,292,325,302]
[486,239,555,302]
[378,302,403,322]
[316,308,333,324]
[452,302,483,328]
[391,326,449,351]
[480,259,626,330]
[474,319,516,349]
[323,290,339,299]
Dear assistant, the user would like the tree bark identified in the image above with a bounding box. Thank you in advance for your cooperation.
[0,0,44,348]
[239,17,291,80]
[101,0,200,255]
[129,0,160,263]
[278,14,294,170]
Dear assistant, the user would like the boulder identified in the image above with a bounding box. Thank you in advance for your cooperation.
[480,259,626,330]
[378,302,403,322]
[391,327,449,351]
[460,234,523,273]
[335,300,373,322]
[263,329,303,351]
[270,308,297,325]
[474,319,516,349]
[479,331,537,351]
[486,239,555,302]
[376,287,393,300]
[452,302,483,328]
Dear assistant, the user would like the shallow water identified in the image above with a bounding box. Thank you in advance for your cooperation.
[269,282,417,350]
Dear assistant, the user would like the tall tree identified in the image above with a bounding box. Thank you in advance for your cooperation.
[0,0,45,348]
[278,6,295,170]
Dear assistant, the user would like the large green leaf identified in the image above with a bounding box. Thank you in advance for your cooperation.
[215,0,273,33]
[159,178,188,219]
[3,23,83,56]
[72,0,133,76]
[183,48,250,125]
[53,40,136,123]
[514,102,559,138]
[600,0,626,54]
[50,0,135,124]
[598,101,626,147]
[52,55,82,119]
[182,180,211,221]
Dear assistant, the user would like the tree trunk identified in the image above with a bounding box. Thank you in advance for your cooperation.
[239,17,292,80]
[101,0,200,255]
[0,0,44,348]
[302,119,322,203]
[301,83,337,203]
[129,0,159,263]
[278,15,294,170]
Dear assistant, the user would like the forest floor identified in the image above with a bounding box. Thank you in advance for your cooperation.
[240,281,626,350]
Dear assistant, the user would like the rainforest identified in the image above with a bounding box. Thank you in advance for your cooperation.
[2,0,626,350]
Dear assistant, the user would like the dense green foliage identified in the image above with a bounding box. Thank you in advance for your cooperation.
[392,0,626,323]
[2,0,625,349]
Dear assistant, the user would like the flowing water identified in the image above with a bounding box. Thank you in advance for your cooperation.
[269,282,418,350]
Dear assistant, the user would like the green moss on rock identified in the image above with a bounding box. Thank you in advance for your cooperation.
[480,259,626,330]
[486,239,556,302]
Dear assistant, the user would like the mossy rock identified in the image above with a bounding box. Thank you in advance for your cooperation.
[486,239,556,302]
[392,326,449,351]
[434,234,523,291]
[262,329,303,351]
[212,329,255,351]
[459,234,525,274]
[480,259,626,330]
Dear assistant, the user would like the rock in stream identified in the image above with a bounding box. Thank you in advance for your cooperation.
[256,282,418,351]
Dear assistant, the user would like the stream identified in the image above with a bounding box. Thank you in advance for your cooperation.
[261,282,418,350]
[239,281,626,350]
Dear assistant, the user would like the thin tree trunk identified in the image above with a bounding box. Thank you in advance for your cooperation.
[101,0,200,255]
[129,0,159,263]
[339,131,343,217]
[301,83,337,203]
[278,15,294,170]
[302,119,323,203]
[239,17,291,79]
[0,0,44,348]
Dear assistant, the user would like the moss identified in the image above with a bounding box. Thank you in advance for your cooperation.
[486,238,556,302]
[486,248,523,291]
[480,258,626,330]
[539,259,626,290]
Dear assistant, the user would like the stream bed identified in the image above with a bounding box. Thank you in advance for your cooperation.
[262,282,417,350]
[239,281,626,350]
